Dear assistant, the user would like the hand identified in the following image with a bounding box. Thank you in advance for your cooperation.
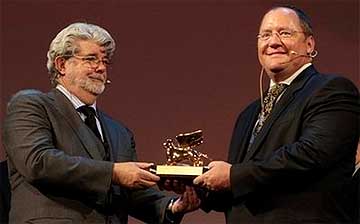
[171,186,201,214]
[193,161,231,191]
[112,162,160,189]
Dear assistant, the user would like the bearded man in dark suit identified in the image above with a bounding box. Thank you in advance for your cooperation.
[193,6,359,224]
[2,22,200,224]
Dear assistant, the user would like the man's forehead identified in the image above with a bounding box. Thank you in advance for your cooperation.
[260,8,300,29]
[265,7,298,18]
[75,39,106,54]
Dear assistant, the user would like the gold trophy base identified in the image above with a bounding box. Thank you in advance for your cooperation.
[151,165,208,178]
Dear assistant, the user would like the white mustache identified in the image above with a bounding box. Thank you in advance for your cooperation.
[88,74,106,83]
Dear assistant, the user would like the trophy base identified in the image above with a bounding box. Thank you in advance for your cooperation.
[151,165,208,178]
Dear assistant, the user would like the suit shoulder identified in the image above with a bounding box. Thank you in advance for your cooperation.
[313,73,358,92]
[238,99,260,116]
[6,89,45,108]
[303,73,359,115]
[233,99,260,125]
[98,112,133,134]
[9,89,43,100]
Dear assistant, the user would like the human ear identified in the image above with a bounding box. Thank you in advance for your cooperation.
[306,36,315,55]
[54,56,67,75]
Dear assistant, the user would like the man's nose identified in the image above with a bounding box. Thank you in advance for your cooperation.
[267,32,283,46]
[95,61,107,72]
[268,32,282,44]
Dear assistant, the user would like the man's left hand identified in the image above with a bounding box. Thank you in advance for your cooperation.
[172,186,201,214]
[193,161,232,191]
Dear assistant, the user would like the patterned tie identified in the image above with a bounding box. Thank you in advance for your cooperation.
[249,83,288,147]
[77,106,102,141]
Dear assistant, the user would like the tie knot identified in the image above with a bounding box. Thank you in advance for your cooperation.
[269,83,288,97]
[262,83,288,112]
[77,106,97,117]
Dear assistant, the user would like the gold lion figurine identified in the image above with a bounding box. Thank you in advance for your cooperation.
[163,130,210,166]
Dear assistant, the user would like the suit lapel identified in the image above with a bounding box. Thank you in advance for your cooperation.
[48,89,104,160]
[244,66,317,161]
[97,111,114,161]
[229,101,261,163]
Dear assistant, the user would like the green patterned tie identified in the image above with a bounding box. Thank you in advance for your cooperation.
[251,83,288,143]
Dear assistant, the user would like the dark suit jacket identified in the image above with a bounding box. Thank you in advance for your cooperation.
[2,89,170,224]
[0,160,10,224]
[203,65,359,223]
[353,168,360,224]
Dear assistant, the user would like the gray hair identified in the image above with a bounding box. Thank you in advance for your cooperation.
[46,22,116,87]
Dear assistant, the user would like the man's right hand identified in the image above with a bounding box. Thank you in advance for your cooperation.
[112,162,160,189]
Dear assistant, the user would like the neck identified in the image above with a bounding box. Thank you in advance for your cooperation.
[75,91,98,105]
[268,72,291,83]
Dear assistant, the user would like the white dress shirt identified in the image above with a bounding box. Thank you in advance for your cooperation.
[56,85,104,141]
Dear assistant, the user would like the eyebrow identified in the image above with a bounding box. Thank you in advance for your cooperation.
[259,26,297,32]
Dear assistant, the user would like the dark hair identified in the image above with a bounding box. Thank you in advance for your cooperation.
[270,5,314,36]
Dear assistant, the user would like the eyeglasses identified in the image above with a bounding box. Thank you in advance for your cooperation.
[257,30,305,41]
[68,55,111,68]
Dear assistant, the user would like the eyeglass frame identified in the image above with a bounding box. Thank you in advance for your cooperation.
[257,29,306,41]
[63,54,112,68]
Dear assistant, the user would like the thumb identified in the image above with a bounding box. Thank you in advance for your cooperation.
[208,161,217,168]
[193,175,203,185]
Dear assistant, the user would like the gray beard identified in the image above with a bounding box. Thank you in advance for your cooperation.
[77,77,105,95]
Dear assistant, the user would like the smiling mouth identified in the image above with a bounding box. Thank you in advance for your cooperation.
[267,52,286,55]
[89,76,105,83]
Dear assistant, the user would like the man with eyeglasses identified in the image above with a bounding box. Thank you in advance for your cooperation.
[2,22,200,223]
[192,5,359,223]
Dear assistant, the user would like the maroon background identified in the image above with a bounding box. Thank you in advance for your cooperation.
[1,0,359,223]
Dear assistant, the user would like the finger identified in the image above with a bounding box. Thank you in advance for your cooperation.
[135,162,154,169]
[185,185,193,194]
[140,169,160,182]
[193,175,204,185]
[208,161,217,168]
[182,192,189,205]
[189,189,201,209]
[139,179,158,188]
[172,201,180,213]
[186,186,198,205]
[182,187,200,211]
[183,186,193,203]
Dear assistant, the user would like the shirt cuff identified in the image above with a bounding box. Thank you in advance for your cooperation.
[164,198,184,224]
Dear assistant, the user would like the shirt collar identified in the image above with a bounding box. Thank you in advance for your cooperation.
[270,63,312,88]
[56,85,97,111]
[354,163,360,176]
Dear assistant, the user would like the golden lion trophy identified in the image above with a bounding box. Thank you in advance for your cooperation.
[152,130,211,178]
